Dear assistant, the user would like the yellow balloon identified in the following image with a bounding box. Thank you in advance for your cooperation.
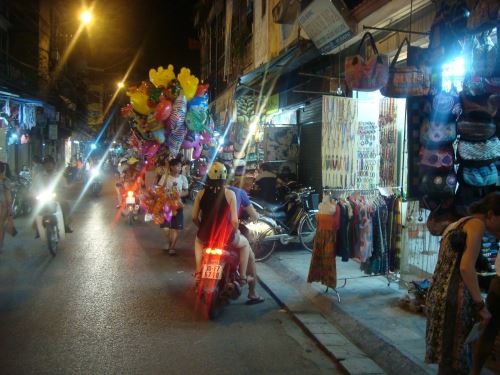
[149,65,176,88]
[127,90,153,115]
[177,67,199,101]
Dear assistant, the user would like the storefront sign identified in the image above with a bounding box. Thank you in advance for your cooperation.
[262,108,297,125]
[298,0,352,55]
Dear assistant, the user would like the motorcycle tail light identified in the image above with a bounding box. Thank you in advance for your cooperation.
[205,248,223,255]
[127,190,134,197]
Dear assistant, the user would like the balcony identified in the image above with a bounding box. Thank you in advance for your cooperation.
[0,49,39,95]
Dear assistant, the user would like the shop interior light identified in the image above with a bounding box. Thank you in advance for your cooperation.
[442,57,465,77]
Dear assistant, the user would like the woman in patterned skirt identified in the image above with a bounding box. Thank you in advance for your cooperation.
[426,192,500,374]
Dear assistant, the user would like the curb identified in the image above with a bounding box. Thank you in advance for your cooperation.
[258,276,351,375]
[258,271,387,375]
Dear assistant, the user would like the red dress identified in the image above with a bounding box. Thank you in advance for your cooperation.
[307,208,340,289]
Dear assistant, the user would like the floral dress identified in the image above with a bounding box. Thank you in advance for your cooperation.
[425,217,475,374]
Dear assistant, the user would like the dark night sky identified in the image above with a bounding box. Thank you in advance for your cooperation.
[81,0,199,84]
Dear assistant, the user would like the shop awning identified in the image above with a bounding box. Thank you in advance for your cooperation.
[234,40,320,99]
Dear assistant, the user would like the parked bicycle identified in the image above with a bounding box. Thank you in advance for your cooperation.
[249,187,318,261]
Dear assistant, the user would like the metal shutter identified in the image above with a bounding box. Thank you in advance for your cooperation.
[298,98,322,193]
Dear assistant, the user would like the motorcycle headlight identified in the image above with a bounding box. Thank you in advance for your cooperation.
[91,168,100,178]
[36,191,56,203]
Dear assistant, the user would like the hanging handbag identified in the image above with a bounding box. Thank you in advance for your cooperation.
[430,92,462,123]
[345,32,389,92]
[458,136,500,161]
[420,118,457,147]
[461,163,499,187]
[380,38,430,98]
[428,0,469,65]
[426,204,462,236]
[420,171,458,197]
[460,92,496,115]
[471,32,497,77]
[484,77,500,94]
[419,146,455,171]
[466,0,500,32]
[457,110,497,141]
[463,74,487,96]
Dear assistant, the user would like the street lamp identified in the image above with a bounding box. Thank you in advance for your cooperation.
[80,10,92,25]
[117,81,125,89]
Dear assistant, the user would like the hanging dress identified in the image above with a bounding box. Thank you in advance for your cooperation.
[307,208,340,289]
[425,217,475,374]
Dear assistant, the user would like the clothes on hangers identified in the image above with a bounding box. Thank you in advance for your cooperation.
[317,189,402,276]
[308,207,341,289]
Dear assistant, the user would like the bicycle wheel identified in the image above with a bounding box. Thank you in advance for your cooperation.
[298,211,317,252]
[245,219,277,262]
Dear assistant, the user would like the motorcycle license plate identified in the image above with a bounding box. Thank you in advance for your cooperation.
[202,264,223,280]
[126,196,135,204]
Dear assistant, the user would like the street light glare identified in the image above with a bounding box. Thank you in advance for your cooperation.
[80,11,92,25]
[117,81,125,89]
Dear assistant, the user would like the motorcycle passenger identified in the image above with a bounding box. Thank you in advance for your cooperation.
[192,162,263,304]
[253,162,277,203]
[34,156,73,233]
[115,157,140,208]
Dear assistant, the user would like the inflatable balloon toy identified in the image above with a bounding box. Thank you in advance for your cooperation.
[127,88,153,115]
[168,125,187,157]
[152,129,166,144]
[121,104,134,118]
[186,93,209,132]
[177,67,199,102]
[167,93,187,131]
[195,83,209,97]
[164,79,181,101]
[149,65,176,89]
[154,97,172,122]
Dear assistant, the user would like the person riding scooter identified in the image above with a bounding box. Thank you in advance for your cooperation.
[192,162,263,304]
[33,156,73,233]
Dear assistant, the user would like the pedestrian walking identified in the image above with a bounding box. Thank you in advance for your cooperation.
[426,192,500,375]
[158,158,188,255]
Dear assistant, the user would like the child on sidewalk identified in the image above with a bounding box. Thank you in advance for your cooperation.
[158,158,188,255]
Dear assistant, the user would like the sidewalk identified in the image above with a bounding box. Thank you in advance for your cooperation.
[257,247,498,375]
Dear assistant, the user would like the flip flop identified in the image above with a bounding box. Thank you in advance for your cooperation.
[245,296,265,305]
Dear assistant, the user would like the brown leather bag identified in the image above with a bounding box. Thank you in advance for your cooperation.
[381,38,431,98]
[345,32,389,92]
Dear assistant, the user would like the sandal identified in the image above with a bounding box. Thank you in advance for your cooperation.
[245,296,265,305]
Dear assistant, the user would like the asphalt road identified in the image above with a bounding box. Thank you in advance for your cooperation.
[0,179,339,375]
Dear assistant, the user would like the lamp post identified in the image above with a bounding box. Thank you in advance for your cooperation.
[80,10,93,25]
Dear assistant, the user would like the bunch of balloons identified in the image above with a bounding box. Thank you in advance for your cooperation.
[121,64,214,159]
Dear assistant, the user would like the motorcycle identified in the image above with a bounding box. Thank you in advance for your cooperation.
[88,167,103,197]
[34,190,65,256]
[124,189,140,225]
[11,175,33,218]
[250,187,318,261]
[198,244,242,320]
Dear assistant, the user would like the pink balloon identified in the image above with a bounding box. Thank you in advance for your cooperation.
[193,142,203,159]
[155,98,172,122]
[201,131,211,145]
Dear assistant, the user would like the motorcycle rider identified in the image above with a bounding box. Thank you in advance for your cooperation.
[115,157,140,208]
[192,162,263,304]
[34,156,73,233]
